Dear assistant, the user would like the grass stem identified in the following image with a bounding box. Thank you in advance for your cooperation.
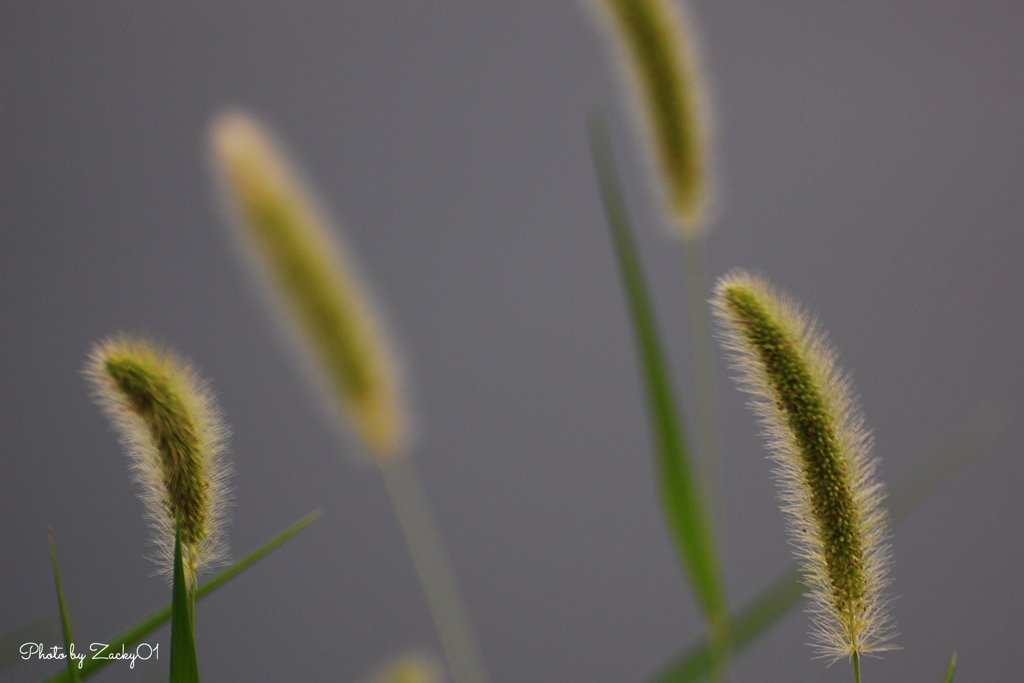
[380,457,489,683]
[169,526,201,683]
[679,236,721,525]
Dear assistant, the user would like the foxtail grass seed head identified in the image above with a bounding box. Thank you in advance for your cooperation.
[86,336,231,586]
[590,0,710,238]
[210,111,407,462]
[370,654,441,683]
[711,271,894,661]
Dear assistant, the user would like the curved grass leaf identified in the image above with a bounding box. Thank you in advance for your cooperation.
[651,415,994,683]
[588,112,728,645]
[943,652,957,683]
[48,532,80,683]
[44,509,321,683]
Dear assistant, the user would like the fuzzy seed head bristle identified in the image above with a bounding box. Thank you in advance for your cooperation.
[590,0,710,238]
[711,270,894,660]
[211,111,407,463]
[86,335,232,586]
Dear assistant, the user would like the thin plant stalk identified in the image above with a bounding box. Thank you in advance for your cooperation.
[380,457,490,683]
[853,651,862,683]
[679,235,722,523]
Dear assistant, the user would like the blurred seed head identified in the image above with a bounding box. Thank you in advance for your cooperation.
[210,111,407,462]
[589,0,711,239]
[369,653,441,683]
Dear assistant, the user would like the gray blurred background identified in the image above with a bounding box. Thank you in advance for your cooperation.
[1,1,1022,681]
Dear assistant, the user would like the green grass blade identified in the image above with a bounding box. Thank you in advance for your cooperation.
[0,614,60,673]
[588,112,728,632]
[43,509,321,683]
[650,418,993,683]
[942,652,957,683]
[169,528,200,683]
[192,508,323,597]
[48,532,81,683]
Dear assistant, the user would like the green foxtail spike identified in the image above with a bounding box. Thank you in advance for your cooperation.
[591,0,710,237]
[86,336,232,587]
[211,112,406,462]
[712,271,894,661]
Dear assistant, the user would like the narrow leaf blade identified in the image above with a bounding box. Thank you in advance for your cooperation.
[943,652,957,683]
[44,509,320,683]
[169,528,200,683]
[48,532,81,683]
[588,113,727,631]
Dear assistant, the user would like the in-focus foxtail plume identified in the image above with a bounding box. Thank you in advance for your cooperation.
[85,335,232,586]
[712,271,894,662]
[590,0,711,239]
[210,111,407,462]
